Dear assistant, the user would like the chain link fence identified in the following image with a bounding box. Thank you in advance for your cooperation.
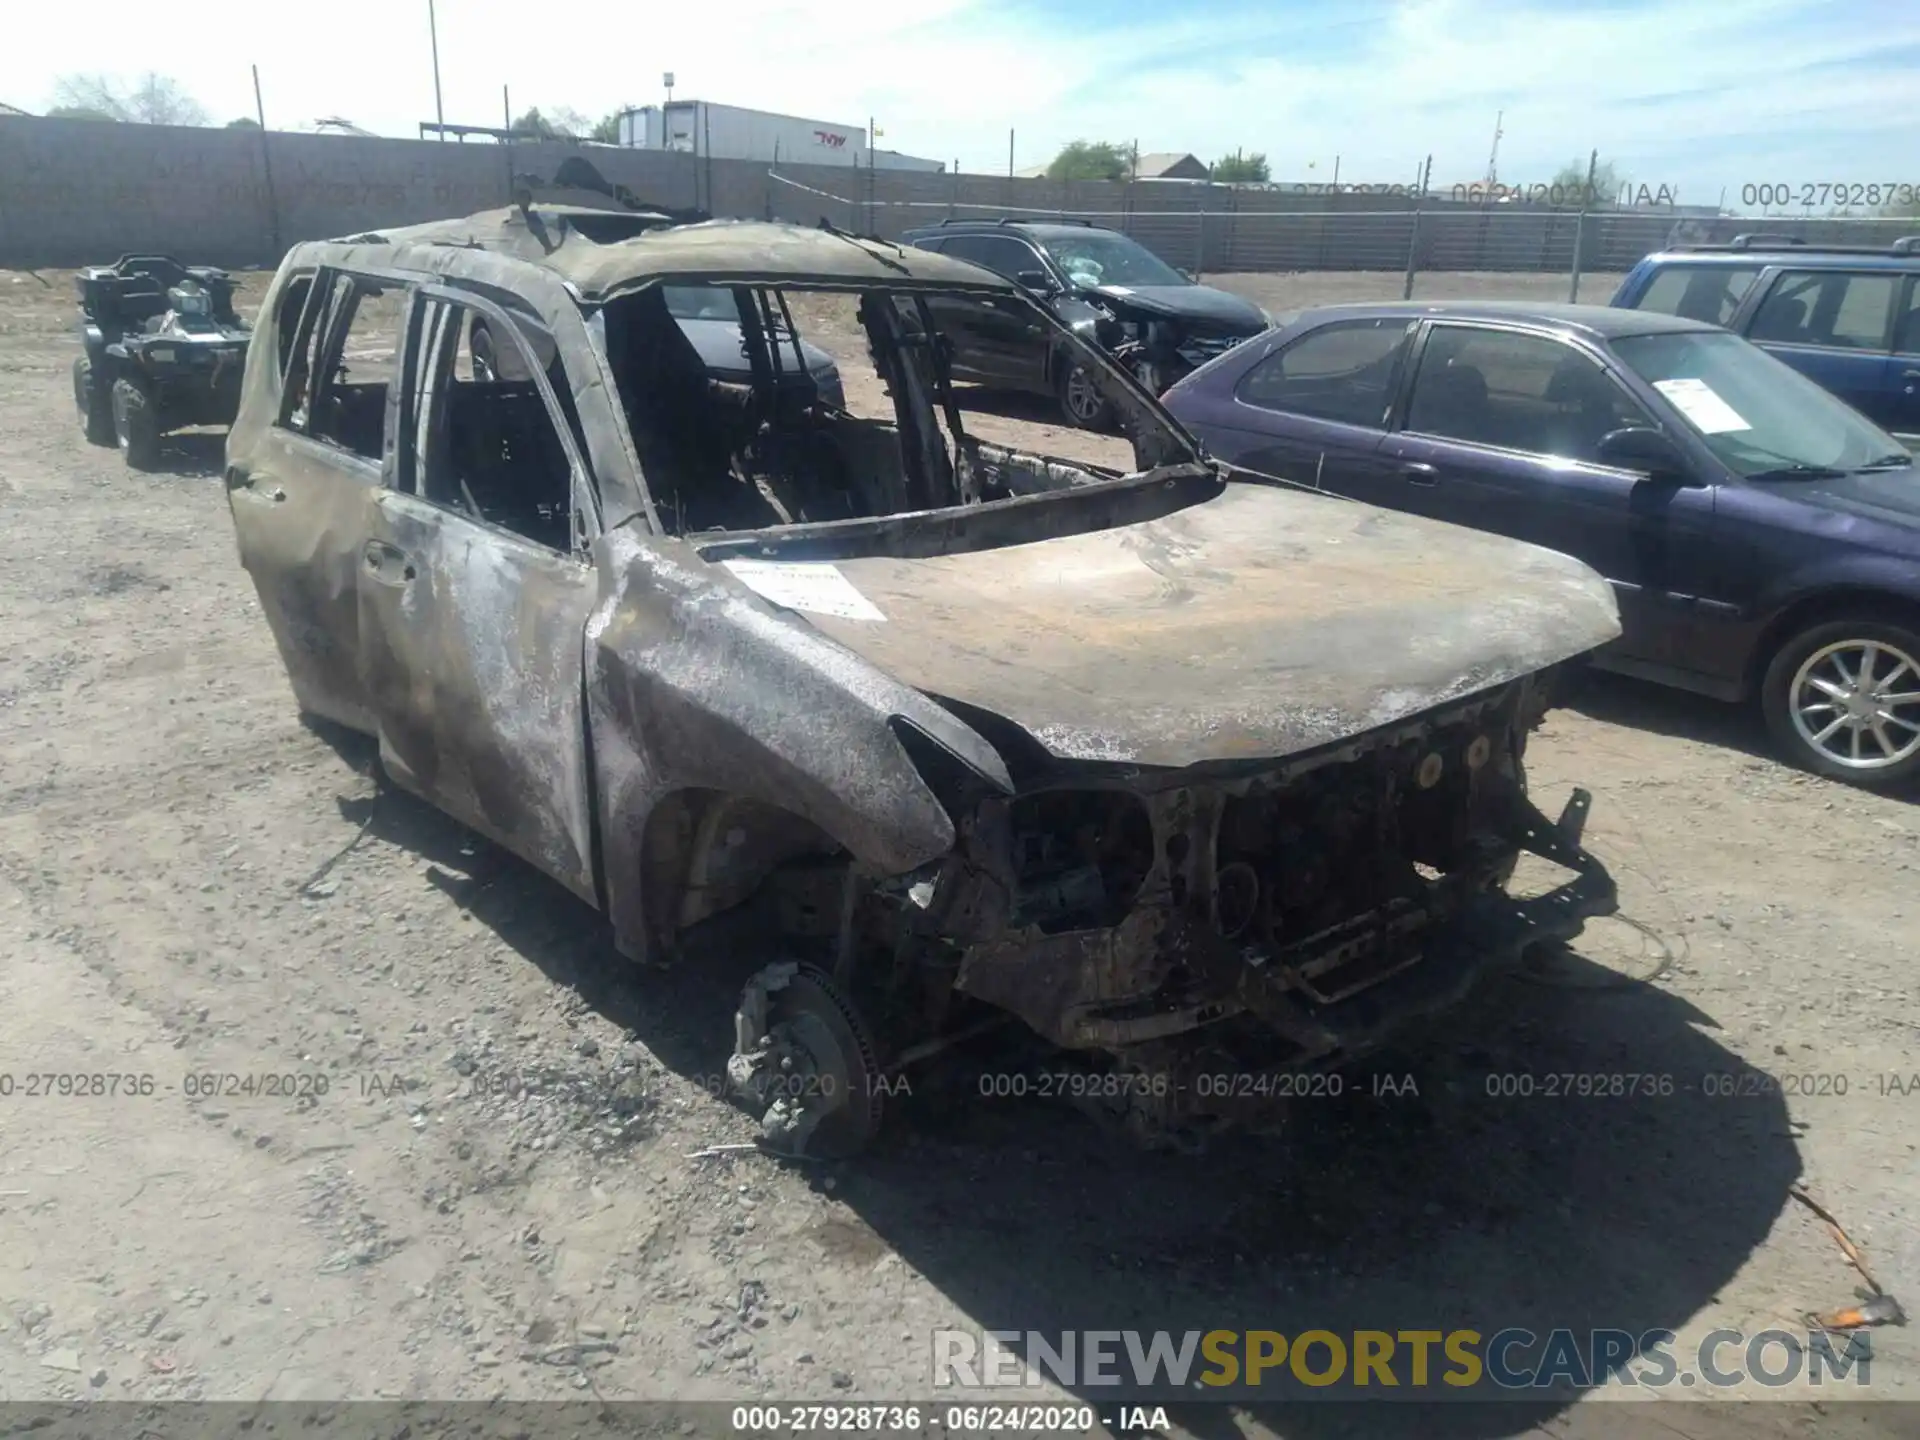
[767,169,1920,299]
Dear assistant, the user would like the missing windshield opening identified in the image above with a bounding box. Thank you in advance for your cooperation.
[601,282,1180,540]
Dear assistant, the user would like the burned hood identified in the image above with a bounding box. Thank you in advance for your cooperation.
[1083,283,1267,333]
[778,483,1620,767]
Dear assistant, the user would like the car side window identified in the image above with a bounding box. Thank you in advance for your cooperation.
[1632,265,1760,326]
[1234,318,1411,428]
[398,293,582,555]
[941,235,1042,279]
[1404,326,1654,463]
[1749,270,1897,350]
[1896,278,1920,356]
[273,273,315,378]
[278,273,401,462]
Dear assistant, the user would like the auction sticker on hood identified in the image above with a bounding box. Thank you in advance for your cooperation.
[1653,377,1751,434]
[722,559,887,622]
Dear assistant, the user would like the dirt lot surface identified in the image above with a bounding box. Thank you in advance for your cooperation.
[2,265,1917,1440]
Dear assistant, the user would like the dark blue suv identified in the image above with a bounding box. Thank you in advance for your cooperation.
[1611,234,1920,437]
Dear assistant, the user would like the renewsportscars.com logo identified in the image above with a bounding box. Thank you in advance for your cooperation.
[931,1327,1873,1396]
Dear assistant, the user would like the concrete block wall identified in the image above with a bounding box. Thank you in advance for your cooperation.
[5,116,1911,274]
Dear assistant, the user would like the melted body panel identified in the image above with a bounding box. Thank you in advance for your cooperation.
[228,425,380,731]
[583,527,1013,961]
[801,482,1622,764]
[358,492,599,901]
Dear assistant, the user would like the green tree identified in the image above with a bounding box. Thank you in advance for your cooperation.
[1211,150,1270,183]
[226,116,261,129]
[513,106,598,140]
[591,109,628,144]
[51,72,207,125]
[1047,140,1131,182]
[1550,156,1624,207]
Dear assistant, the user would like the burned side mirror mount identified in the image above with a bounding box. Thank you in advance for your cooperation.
[1014,270,1055,295]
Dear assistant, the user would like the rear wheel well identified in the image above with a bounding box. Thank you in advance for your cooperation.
[1747,589,1920,695]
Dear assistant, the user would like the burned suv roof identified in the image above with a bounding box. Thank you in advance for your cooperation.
[343,209,1016,301]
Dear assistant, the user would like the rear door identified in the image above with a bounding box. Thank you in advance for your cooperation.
[1379,321,1718,666]
[1738,267,1901,426]
[227,267,407,730]
[355,285,601,902]
[1891,276,1920,438]
[1193,316,1412,501]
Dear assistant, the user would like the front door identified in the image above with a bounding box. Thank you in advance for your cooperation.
[931,234,1053,389]
[355,286,601,902]
[1384,321,1721,668]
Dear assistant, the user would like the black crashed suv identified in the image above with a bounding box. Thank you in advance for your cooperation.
[900,219,1270,429]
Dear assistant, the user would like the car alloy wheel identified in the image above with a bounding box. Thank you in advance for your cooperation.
[1060,363,1110,430]
[1788,637,1920,773]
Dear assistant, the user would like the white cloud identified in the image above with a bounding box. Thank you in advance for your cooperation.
[1,0,1913,200]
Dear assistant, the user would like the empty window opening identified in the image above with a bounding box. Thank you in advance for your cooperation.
[400,295,579,553]
[601,282,1160,539]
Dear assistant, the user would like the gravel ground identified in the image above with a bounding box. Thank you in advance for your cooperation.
[0,265,1915,1439]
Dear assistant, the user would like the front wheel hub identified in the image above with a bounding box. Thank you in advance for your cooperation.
[727,963,883,1158]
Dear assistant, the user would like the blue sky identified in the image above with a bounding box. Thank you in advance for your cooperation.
[2,0,1915,209]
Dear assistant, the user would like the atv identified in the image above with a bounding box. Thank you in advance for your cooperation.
[73,256,251,470]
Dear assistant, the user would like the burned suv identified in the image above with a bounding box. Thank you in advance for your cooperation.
[226,203,1620,1157]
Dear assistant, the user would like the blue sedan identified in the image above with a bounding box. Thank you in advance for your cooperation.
[1161,300,1920,789]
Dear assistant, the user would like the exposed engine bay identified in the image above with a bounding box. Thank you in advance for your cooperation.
[716,668,1615,1155]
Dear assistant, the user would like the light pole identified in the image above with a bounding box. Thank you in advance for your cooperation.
[426,0,444,138]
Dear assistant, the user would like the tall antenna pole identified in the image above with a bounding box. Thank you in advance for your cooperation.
[426,0,444,138]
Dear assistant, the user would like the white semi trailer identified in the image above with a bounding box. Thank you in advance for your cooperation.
[615,100,944,172]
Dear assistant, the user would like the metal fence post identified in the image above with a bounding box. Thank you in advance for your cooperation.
[1193,181,1208,280]
[1401,155,1432,299]
[1569,148,1598,301]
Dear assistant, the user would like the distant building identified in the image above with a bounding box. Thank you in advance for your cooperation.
[615,101,943,172]
[1131,152,1209,181]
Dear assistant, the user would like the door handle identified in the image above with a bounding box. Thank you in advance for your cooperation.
[1401,461,1439,487]
[1902,368,1920,382]
[362,540,416,586]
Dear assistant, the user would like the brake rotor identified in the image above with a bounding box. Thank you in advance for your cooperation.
[727,962,885,1159]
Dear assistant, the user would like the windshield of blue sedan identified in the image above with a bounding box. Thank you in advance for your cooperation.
[1042,233,1189,289]
[1613,330,1906,477]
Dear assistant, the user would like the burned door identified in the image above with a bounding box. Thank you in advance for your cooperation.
[227,268,406,730]
[355,286,601,902]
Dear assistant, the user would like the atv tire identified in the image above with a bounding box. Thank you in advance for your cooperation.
[112,376,160,471]
[73,356,115,446]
